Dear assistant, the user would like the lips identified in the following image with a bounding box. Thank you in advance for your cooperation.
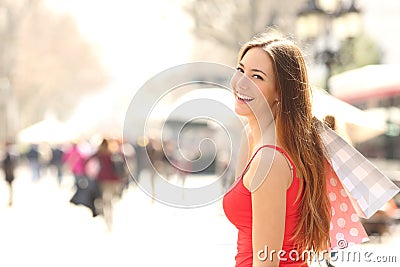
[235,91,255,102]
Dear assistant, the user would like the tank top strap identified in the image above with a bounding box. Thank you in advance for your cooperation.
[240,145,297,179]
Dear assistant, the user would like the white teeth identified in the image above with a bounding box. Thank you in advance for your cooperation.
[236,91,254,101]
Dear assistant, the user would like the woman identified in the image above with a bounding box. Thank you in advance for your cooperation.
[87,138,122,230]
[223,34,331,266]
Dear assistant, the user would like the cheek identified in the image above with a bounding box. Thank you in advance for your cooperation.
[253,84,270,101]
[250,89,275,113]
[261,85,277,102]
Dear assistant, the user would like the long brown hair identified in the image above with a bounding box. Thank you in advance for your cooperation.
[238,35,331,252]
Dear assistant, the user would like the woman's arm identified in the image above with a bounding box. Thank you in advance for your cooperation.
[244,150,292,267]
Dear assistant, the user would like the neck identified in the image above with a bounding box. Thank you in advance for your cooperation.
[247,115,277,151]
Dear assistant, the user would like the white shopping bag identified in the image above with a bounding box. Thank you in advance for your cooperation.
[319,124,400,219]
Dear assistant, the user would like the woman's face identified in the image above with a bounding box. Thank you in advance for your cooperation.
[231,47,279,120]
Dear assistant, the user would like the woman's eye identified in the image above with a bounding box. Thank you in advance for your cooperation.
[236,67,244,73]
[253,74,263,80]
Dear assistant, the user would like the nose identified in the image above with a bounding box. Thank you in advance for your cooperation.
[231,70,252,91]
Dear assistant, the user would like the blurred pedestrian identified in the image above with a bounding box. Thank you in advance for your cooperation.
[133,136,160,202]
[146,137,165,199]
[26,144,41,181]
[86,139,122,231]
[49,145,64,186]
[65,141,102,217]
[133,136,152,183]
[63,142,86,186]
[1,142,17,206]
[109,139,129,196]
[223,34,331,266]
[70,170,101,217]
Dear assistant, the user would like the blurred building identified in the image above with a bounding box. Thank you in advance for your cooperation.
[326,1,400,184]
[329,64,400,182]
[362,0,400,64]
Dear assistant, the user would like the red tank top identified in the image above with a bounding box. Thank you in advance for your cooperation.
[223,145,306,267]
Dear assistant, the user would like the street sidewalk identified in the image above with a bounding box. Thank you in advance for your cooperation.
[0,166,398,267]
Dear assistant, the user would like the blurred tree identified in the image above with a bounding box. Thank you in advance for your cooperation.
[184,0,305,66]
[332,33,382,75]
[184,0,382,93]
[0,0,108,141]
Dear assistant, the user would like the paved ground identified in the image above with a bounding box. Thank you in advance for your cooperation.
[0,166,398,267]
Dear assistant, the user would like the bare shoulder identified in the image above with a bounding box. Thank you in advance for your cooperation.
[243,147,293,192]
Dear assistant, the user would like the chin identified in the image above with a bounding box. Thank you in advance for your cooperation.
[234,106,251,117]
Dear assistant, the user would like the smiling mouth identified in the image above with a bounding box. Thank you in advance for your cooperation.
[235,91,255,102]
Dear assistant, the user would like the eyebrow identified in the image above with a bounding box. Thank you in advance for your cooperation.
[238,62,268,78]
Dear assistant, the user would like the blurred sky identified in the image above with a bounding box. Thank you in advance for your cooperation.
[43,0,400,92]
[42,0,194,136]
[40,0,400,139]
[45,0,193,92]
